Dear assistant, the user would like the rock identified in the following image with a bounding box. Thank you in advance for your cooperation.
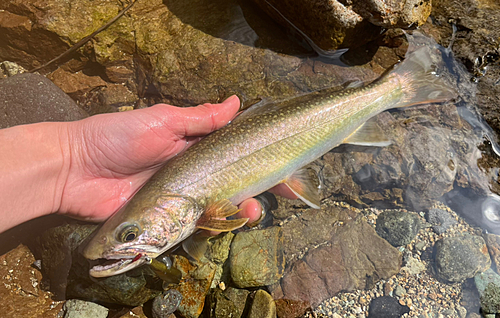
[209,289,242,318]
[47,68,107,101]
[474,268,500,314]
[248,290,276,318]
[0,61,25,77]
[63,299,108,318]
[206,232,235,289]
[230,226,285,288]
[485,234,500,270]
[277,215,401,306]
[402,255,426,276]
[434,234,491,283]
[152,289,183,318]
[252,0,430,51]
[208,287,252,318]
[427,208,457,234]
[376,210,422,246]
[367,296,410,318]
[394,284,406,297]
[173,255,216,318]
[275,299,310,318]
[0,73,88,129]
[0,244,64,318]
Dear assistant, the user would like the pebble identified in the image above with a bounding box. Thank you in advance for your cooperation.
[63,299,108,318]
[248,290,276,318]
[151,289,182,318]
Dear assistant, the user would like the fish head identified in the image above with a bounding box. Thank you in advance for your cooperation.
[82,193,200,277]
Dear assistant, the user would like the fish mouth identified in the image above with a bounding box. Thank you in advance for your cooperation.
[89,256,145,277]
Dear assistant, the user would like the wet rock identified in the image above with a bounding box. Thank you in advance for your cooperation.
[427,208,457,234]
[47,68,107,101]
[63,299,108,318]
[173,255,216,318]
[367,296,410,318]
[432,0,500,135]
[230,226,285,288]
[151,289,183,318]
[0,61,25,77]
[209,289,241,318]
[474,268,500,314]
[252,0,430,51]
[0,73,88,129]
[434,234,491,283]
[485,234,500,271]
[402,255,426,276]
[0,244,64,318]
[35,223,163,306]
[276,213,401,306]
[248,289,276,318]
[206,232,235,289]
[376,210,422,246]
[208,287,249,318]
[275,299,310,318]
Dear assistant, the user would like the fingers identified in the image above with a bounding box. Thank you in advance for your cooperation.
[268,184,298,200]
[153,95,241,137]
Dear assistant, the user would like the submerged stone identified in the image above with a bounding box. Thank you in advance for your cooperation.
[368,296,410,318]
[434,234,491,283]
[230,226,285,288]
[151,288,183,318]
[376,210,422,246]
[474,268,500,314]
[248,289,276,318]
[63,299,108,318]
[427,208,457,235]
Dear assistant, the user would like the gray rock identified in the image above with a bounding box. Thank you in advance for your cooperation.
[0,73,87,129]
[248,290,276,318]
[427,208,457,234]
[434,234,491,283]
[209,287,250,318]
[152,289,183,318]
[367,296,409,318]
[394,284,406,297]
[376,210,422,246]
[230,226,285,288]
[474,268,500,314]
[63,299,108,318]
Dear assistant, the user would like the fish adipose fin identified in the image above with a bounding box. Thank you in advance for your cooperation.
[284,168,321,209]
[343,120,391,147]
[391,39,458,108]
[196,199,248,231]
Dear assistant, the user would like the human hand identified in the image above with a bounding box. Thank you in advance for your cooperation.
[59,95,296,226]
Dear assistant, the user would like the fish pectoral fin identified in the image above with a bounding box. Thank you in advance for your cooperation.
[196,199,248,231]
[196,218,249,232]
[284,168,321,209]
[342,120,391,147]
[182,233,209,261]
[204,199,241,218]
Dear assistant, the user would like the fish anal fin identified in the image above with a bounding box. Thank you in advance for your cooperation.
[284,168,321,209]
[343,120,391,147]
[182,234,209,262]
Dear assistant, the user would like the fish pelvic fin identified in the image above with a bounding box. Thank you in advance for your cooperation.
[196,199,249,231]
[284,168,321,209]
[182,233,209,261]
[390,34,458,108]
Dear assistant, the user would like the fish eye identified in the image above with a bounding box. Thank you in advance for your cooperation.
[118,225,140,243]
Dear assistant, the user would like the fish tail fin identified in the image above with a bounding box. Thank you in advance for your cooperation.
[390,36,458,108]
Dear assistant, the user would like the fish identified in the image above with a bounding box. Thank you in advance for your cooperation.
[83,32,457,277]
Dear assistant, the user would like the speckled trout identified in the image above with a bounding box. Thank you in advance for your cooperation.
[83,34,457,277]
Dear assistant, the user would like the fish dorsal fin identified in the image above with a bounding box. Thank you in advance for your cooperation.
[342,120,391,147]
[196,199,249,231]
[284,168,321,209]
[182,233,209,261]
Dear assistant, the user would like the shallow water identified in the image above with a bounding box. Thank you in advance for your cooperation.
[3,0,500,317]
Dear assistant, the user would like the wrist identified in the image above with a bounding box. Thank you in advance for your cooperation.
[0,122,71,232]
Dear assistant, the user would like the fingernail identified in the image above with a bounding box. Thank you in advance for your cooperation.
[223,95,240,105]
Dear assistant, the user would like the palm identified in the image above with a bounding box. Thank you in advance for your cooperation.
[59,101,240,221]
